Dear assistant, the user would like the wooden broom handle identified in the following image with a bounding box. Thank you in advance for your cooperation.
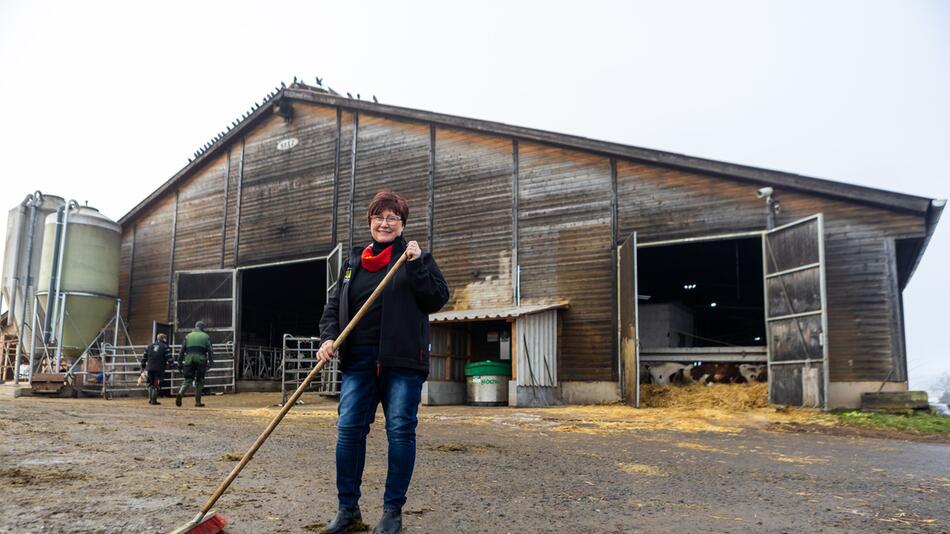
[198,250,409,514]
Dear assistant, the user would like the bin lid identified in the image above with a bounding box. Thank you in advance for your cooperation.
[464,360,512,377]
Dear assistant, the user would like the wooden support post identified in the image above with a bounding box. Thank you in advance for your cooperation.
[331,108,342,247]
[427,125,436,251]
[220,146,231,268]
[233,137,246,266]
[167,190,179,321]
[347,113,360,252]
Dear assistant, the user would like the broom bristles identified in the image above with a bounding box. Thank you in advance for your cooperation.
[169,512,227,534]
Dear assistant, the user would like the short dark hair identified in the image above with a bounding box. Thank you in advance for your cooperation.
[367,191,409,225]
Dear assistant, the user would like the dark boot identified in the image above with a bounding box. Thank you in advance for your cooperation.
[373,509,402,534]
[149,386,160,405]
[175,391,182,407]
[324,507,362,534]
[194,390,204,407]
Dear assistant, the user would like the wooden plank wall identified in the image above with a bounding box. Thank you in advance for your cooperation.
[433,128,514,310]
[222,143,241,268]
[616,162,925,382]
[518,143,614,381]
[173,153,228,271]
[127,195,175,341]
[122,99,928,383]
[236,104,338,265]
[335,111,357,250]
[780,195,922,382]
[350,115,430,250]
[118,227,134,324]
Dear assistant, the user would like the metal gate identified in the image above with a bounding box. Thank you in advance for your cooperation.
[618,232,640,407]
[174,270,235,344]
[173,270,236,392]
[763,214,829,408]
[281,335,340,404]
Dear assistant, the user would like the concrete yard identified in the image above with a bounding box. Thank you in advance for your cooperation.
[0,393,947,533]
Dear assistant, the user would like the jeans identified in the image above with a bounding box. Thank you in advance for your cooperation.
[336,345,426,511]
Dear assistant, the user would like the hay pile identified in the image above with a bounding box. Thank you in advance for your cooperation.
[640,382,768,410]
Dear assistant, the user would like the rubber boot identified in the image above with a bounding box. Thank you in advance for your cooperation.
[149,386,160,405]
[194,389,205,408]
[373,509,402,534]
[324,507,362,534]
[175,384,184,407]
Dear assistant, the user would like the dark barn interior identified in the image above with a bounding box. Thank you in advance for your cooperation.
[240,260,326,349]
[637,237,766,349]
[468,320,511,361]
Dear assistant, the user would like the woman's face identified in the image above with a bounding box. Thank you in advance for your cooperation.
[370,209,404,244]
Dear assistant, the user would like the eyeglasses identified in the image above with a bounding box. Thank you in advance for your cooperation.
[371,215,402,224]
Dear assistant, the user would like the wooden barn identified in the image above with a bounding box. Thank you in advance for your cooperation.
[117,81,944,409]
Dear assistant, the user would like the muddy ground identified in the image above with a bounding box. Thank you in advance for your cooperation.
[0,393,947,533]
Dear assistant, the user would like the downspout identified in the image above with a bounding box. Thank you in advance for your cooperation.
[46,200,77,346]
[51,201,78,367]
[43,206,66,343]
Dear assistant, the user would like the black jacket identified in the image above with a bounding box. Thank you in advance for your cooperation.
[141,341,172,372]
[319,237,449,373]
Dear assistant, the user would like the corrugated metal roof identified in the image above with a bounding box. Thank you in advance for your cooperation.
[429,301,569,322]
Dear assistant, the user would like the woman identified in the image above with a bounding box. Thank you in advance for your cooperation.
[317,190,449,534]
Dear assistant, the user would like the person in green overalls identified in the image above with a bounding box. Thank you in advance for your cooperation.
[176,320,214,407]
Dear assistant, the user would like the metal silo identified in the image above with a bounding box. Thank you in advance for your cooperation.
[34,202,120,368]
[1,192,66,380]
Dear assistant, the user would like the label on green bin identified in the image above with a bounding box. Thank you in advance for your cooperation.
[472,377,500,385]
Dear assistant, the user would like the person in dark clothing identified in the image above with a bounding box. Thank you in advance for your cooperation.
[140,333,171,405]
[317,191,449,534]
[176,321,214,407]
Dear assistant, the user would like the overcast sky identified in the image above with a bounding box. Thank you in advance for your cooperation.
[1,0,947,391]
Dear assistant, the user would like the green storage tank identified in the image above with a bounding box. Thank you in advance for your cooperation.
[464,360,512,406]
[36,205,120,362]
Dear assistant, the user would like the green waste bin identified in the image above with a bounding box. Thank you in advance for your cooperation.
[464,360,512,406]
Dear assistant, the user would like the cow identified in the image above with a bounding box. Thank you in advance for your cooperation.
[645,363,694,385]
[739,364,768,383]
[689,363,745,384]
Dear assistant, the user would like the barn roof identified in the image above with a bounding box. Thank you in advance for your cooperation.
[429,301,569,323]
[118,81,943,279]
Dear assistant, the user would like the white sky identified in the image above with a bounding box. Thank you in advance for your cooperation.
[1,0,947,391]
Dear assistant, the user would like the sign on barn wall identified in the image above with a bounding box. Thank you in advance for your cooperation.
[276,138,299,151]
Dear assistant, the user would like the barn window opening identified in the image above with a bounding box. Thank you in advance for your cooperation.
[239,260,326,379]
[637,237,767,384]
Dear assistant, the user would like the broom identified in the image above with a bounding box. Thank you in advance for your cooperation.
[169,250,409,534]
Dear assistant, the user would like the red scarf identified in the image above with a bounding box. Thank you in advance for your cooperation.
[361,243,393,272]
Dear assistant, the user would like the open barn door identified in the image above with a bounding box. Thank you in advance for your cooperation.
[618,232,640,407]
[174,270,235,345]
[763,215,829,409]
[326,243,343,298]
